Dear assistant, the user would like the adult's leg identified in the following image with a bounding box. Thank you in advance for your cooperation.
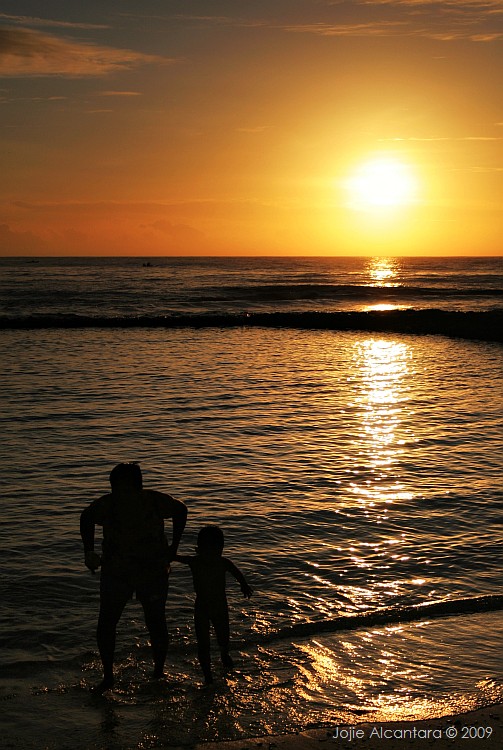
[140,594,169,679]
[94,593,129,693]
[138,567,170,679]
[194,598,213,684]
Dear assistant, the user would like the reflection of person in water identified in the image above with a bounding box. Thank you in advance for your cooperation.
[176,525,253,684]
[80,462,187,694]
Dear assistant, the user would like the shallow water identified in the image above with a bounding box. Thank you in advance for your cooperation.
[1,325,502,747]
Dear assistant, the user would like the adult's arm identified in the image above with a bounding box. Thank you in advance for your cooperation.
[80,499,104,571]
[80,505,96,552]
[151,491,188,559]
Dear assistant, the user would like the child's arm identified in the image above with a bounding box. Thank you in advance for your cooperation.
[224,558,253,598]
[174,554,192,564]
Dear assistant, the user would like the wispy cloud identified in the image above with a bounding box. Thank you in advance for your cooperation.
[143,219,206,242]
[0,27,174,77]
[378,135,503,140]
[9,198,275,214]
[0,222,48,253]
[329,0,503,39]
[235,125,271,133]
[97,90,143,97]
[285,1,502,41]
[0,12,110,30]
[283,21,408,37]
[174,3,502,42]
[357,1,502,7]
[174,14,267,27]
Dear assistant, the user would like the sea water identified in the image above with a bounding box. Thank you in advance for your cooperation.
[0,256,502,749]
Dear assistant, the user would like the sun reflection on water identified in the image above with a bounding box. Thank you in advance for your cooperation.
[362,257,405,312]
[363,303,406,312]
[288,614,502,724]
[291,332,470,720]
[349,338,414,508]
[366,257,401,287]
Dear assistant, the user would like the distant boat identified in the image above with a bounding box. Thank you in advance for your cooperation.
[142,262,153,267]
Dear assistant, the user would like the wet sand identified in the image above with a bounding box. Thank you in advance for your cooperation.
[196,704,502,750]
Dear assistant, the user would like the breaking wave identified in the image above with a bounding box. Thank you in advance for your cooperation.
[1,309,502,342]
[244,594,503,646]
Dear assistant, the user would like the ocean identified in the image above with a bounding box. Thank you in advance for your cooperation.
[1,256,502,749]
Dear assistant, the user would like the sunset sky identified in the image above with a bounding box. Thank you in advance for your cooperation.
[1,1,501,256]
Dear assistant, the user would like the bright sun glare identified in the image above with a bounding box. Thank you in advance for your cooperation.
[345,158,418,212]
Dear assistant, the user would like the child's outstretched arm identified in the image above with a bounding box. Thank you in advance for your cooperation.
[224,558,253,598]
[174,554,191,564]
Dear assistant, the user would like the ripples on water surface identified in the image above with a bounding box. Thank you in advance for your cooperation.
[1,256,502,316]
[1,326,502,748]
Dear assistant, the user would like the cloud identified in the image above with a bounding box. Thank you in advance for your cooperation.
[0,223,48,254]
[283,5,502,41]
[283,21,408,37]
[145,220,206,242]
[9,199,268,214]
[236,125,270,133]
[174,4,502,42]
[0,26,173,77]
[327,1,503,40]
[0,13,110,30]
[171,14,267,29]
[357,1,502,6]
[96,90,143,97]
[378,136,503,141]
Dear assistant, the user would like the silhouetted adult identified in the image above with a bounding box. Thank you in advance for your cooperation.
[80,462,187,693]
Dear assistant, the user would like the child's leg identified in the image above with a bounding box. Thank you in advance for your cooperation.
[212,601,233,670]
[194,598,213,684]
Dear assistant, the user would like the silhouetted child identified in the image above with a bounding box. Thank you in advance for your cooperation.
[175,525,253,684]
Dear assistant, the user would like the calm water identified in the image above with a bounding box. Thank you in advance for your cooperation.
[1,257,502,749]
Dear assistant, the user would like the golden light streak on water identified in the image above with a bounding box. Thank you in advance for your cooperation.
[351,338,414,508]
[363,257,404,310]
[363,303,406,312]
[292,623,488,723]
[366,257,401,287]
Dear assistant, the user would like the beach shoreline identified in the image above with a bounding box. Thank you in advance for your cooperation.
[195,704,502,750]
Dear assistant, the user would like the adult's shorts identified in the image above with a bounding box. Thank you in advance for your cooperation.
[100,558,170,606]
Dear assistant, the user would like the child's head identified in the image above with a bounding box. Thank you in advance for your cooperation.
[197,525,224,555]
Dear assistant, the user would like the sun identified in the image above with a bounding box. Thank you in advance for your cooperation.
[345,158,418,212]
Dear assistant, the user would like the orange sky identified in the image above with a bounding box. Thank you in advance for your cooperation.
[0,1,502,256]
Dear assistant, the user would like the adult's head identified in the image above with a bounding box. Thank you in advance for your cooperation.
[109,462,143,493]
[197,525,224,554]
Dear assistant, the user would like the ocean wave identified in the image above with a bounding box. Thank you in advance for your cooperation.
[1,310,502,342]
[199,284,503,302]
[247,594,503,646]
